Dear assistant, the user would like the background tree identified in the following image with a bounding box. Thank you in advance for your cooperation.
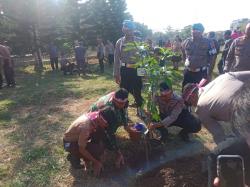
[230,18,250,31]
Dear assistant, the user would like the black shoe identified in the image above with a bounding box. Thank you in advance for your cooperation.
[67,154,83,169]
[178,131,190,142]
[157,127,169,143]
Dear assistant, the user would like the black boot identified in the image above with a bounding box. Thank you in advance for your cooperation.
[178,130,190,142]
[67,154,83,169]
[157,126,169,143]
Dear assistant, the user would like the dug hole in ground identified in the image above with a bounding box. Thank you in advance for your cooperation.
[97,122,250,187]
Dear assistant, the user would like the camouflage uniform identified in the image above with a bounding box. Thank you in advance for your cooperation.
[224,36,250,72]
[218,38,233,74]
[89,92,128,150]
[182,37,215,88]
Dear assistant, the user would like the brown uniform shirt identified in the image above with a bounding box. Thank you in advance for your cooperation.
[154,93,185,127]
[224,36,250,72]
[0,45,11,60]
[196,71,250,126]
[182,37,213,69]
[64,114,94,148]
[113,36,140,77]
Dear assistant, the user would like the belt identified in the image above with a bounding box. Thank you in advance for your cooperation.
[121,63,137,68]
[186,66,207,72]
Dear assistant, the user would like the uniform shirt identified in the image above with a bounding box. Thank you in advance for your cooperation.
[224,36,250,72]
[182,37,214,69]
[49,45,58,58]
[0,45,11,60]
[222,39,234,62]
[89,92,128,128]
[89,92,128,150]
[97,43,105,60]
[114,36,140,77]
[74,45,86,60]
[105,43,114,55]
[64,114,94,148]
[196,71,250,126]
[172,40,182,53]
[154,93,185,127]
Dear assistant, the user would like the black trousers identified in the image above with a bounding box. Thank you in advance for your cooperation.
[217,59,224,75]
[50,57,58,70]
[157,109,201,137]
[76,59,85,73]
[3,60,15,86]
[108,54,114,65]
[120,66,143,107]
[182,68,208,90]
[98,58,104,73]
[62,64,74,75]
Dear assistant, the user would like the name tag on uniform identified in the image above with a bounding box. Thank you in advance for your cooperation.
[137,68,147,76]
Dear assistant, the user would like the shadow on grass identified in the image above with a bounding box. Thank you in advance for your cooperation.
[0,63,117,186]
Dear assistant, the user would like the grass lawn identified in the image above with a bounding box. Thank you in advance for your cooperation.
[0,58,219,187]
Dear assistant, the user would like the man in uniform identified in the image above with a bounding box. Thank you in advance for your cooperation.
[207,31,220,77]
[0,43,15,87]
[74,41,86,74]
[89,88,139,142]
[48,42,59,71]
[224,23,250,72]
[217,30,233,74]
[182,23,216,89]
[114,20,144,117]
[150,82,201,142]
[183,71,250,144]
[97,38,105,73]
[63,106,124,176]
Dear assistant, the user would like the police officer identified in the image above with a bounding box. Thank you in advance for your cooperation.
[217,30,233,74]
[114,20,144,117]
[150,82,201,142]
[207,31,220,77]
[182,23,215,89]
[224,23,250,72]
[0,44,15,88]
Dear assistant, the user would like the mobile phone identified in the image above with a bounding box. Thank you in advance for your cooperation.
[217,155,245,187]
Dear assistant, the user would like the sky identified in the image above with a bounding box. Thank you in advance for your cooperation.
[126,0,250,32]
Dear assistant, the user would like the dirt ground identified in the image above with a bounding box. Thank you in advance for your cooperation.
[134,154,208,187]
[134,152,250,187]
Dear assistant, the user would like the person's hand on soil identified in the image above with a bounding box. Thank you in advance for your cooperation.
[93,160,103,177]
[115,151,125,168]
[127,126,140,141]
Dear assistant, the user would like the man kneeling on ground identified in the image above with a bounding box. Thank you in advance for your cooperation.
[63,106,124,176]
[150,82,201,142]
[89,88,139,141]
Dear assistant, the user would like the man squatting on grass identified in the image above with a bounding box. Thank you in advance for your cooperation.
[63,106,121,176]
[149,82,201,142]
